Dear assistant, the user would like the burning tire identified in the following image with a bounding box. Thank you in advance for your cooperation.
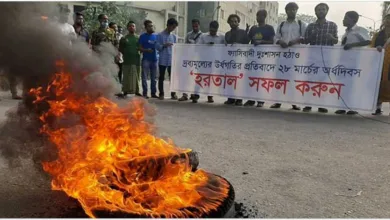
[171,150,199,172]
[112,150,199,185]
[27,64,235,218]
[91,173,235,218]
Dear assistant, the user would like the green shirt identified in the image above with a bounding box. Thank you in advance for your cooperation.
[119,34,140,66]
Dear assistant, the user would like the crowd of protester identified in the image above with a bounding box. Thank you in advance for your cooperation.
[10,3,389,116]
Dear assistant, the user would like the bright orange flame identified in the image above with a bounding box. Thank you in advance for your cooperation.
[30,61,229,218]
[41,16,48,20]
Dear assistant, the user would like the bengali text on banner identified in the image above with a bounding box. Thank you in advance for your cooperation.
[171,44,384,111]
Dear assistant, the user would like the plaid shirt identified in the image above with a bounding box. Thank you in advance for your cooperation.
[155,30,177,67]
[304,20,338,46]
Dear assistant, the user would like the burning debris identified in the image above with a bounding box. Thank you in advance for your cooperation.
[0,2,235,218]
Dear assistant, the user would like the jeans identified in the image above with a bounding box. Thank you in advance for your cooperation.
[141,59,157,96]
[159,65,176,96]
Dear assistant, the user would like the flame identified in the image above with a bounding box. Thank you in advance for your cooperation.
[41,15,48,20]
[30,61,229,218]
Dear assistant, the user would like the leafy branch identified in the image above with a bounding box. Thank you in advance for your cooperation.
[82,2,148,34]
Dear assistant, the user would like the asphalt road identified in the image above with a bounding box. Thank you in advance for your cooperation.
[0,88,390,218]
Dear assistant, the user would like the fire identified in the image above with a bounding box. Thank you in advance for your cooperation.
[29,61,229,218]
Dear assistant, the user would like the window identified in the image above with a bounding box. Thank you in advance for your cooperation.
[73,5,85,13]
[199,9,205,18]
[221,9,225,19]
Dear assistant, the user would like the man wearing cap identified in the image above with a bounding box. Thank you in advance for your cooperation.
[335,11,371,115]
[272,2,306,111]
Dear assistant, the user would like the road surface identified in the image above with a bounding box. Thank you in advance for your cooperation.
[0,89,389,218]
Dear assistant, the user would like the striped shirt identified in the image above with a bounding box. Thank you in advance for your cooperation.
[304,20,338,46]
[155,30,177,67]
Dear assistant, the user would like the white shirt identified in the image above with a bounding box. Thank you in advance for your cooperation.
[275,20,307,43]
[117,33,124,63]
[341,25,370,45]
[185,30,203,44]
[58,23,76,37]
[57,22,77,46]
[198,32,225,44]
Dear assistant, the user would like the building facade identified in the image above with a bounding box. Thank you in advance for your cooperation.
[187,1,279,34]
[64,1,188,43]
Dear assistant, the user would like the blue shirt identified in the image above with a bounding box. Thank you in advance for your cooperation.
[139,33,158,61]
[155,30,177,67]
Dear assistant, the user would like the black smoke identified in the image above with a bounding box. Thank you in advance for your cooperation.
[0,2,122,168]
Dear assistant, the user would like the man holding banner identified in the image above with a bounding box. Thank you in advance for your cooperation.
[192,20,226,104]
[171,5,383,114]
[244,9,276,108]
[303,3,338,113]
[224,14,250,106]
[334,11,371,115]
[272,2,306,111]
[179,19,203,102]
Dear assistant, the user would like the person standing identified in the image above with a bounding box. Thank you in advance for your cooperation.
[118,21,141,97]
[139,20,159,99]
[73,12,90,44]
[156,18,179,100]
[224,14,250,106]
[272,2,306,111]
[371,12,390,115]
[58,7,76,43]
[116,26,124,83]
[108,22,119,48]
[117,26,124,40]
[8,75,22,100]
[91,14,115,52]
[194,21,226,104]
[244,9,275,108]
[303,3,338,113]
[334,11,371,115]
[179,19,203,102]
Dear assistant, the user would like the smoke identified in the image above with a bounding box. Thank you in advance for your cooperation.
[0,2,123,168]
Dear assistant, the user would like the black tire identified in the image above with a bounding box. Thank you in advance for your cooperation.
[92,174,234,218]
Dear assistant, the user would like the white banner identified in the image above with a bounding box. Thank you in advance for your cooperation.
[171,44,384,111]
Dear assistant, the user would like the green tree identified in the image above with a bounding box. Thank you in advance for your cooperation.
[82,2,148,34]
[278,13,317,25]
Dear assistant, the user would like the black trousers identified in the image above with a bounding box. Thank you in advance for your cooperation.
[118,63,123,83]
[158,65,176,96]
